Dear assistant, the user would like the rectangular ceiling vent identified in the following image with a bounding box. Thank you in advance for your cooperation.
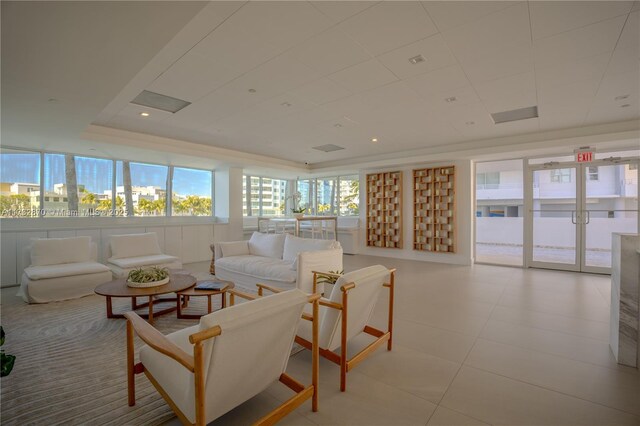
[312,144,345,153]
[491,106,538,124]
[131,90,191,113]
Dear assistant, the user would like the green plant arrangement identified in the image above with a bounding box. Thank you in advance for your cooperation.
[291,207,306,214]
[1,326,16,377]
[315,270,344,286]
[127,266,170,288]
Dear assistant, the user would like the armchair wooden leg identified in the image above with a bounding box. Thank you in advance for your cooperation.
[194,342,205,426]
[312,298,319,411]
[387,271,395,351]
[340,289,349,392]
[126,320,135,406]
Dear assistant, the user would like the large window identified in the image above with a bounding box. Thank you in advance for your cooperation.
[172,167,212,216]
[0,149,41,217]
[116,162,168,216]
[75,156,113,216]
[243,175,291,216]
[296,175,360,216]
[43,153,72,215]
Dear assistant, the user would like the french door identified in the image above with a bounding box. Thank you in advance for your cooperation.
[525,158,639,273]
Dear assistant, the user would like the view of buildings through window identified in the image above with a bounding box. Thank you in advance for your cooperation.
[242,175,359,217]
[0,149,213,217]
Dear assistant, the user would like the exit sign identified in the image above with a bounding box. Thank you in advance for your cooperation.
[576,151,594,162]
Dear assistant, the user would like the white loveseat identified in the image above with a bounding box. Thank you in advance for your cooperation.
[19,236,112,303]
[107,232,182,278]
[213,232,343,293]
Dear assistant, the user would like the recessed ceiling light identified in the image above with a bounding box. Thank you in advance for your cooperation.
[280,102,292,107]
[371,138,378,143]
[334,123,342,128]
[615,94,630,101]
[620,104,631,108]
[140,112,150,117]
[465,121,475,125]
[408,54,425,65]
[445,96,457,103]
[248,88,257,93]
[47,98,59,103]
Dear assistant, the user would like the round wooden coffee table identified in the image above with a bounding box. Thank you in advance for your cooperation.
[176,281,235,319]
[95,274,196,322]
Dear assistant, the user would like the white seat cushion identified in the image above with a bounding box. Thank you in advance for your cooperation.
[23,261,110,280]
[215,255,296,283]
[107,254,179,269]
[248,232,286,259]
[30,236,92,266]
[109,233,162,259]
[282,234,339,262]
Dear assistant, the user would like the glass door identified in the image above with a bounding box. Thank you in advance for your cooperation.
[528,165,580,271]
[526,157,639,273]
[582,160,639,273]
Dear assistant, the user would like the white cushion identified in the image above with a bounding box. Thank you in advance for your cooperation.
[30,236,91,266]
[219,241,250,257]
[248,232,285,259]
[107,254,179,269]
[282,234,340,263]
[215,255,296,283]
[109,233,161,259]
[24,261,110,280]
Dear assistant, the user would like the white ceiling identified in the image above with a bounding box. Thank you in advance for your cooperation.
[3,1,639,168]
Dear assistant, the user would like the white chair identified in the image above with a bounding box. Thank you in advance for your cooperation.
[18,236,112,303]
[125,288,320,426]
[257,265,395,391]
[106,232,181,278]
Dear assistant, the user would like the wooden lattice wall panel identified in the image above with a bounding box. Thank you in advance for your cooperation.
[413,166,455,253]
[366,171,402,248]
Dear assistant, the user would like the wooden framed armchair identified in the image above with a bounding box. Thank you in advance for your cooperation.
[257,264,395,392]
[125,288,320,426]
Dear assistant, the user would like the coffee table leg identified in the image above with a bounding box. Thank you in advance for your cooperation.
[148,296,154,323]
[207,295,212,313]
[221,292,226,309]
[106,296,114,318]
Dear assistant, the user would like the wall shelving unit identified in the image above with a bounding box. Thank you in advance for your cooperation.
[366,171,403,248]
[413,166,455,253]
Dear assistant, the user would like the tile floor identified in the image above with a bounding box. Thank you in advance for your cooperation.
[172,255,640,425]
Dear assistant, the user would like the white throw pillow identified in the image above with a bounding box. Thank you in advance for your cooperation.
[248,232,286,259]
[282,234,338,263]
[110,233,162,259]
[31,236,92,266]
[219,241,250,257]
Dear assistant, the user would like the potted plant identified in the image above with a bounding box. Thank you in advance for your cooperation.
[127,266,170,288]
[315,270,344,286]
[291,206,306,219]
[1,326,16,377]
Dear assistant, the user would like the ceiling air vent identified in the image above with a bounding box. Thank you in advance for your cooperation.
[491,106,538,124]
[312,144,345,153]
[131,90,191,113]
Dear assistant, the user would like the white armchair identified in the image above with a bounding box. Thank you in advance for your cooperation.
[18,236,112,303]
[125,288,320,426]
[257,265,395,391]
[107,232,182,278]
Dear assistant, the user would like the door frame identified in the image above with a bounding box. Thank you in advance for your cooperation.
[524,157,639,273]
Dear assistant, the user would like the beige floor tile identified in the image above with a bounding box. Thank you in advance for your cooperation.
[480,319,619,369]
[489,305,610,341]
[466,339,640,416]
[392,318,476,363]
[357,344,461,404]
[498,291,610,322]
[441,366,640,425]
[426,406,490,426]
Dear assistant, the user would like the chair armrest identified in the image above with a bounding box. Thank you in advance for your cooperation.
[228,288,259,303]
[124,312,194,372]
[256,283,283,295]
[319,297,343,311]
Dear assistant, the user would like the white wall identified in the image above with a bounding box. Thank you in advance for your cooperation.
[358,160,473,265]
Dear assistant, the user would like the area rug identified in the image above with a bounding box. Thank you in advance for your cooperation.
[0,276,268,425]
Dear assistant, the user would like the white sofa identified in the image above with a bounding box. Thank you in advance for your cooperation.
[213,232,343,293]
[19,236,112,303]
[107,232,182,278]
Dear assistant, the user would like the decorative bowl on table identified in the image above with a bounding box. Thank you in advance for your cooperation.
[126,266,170,288]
